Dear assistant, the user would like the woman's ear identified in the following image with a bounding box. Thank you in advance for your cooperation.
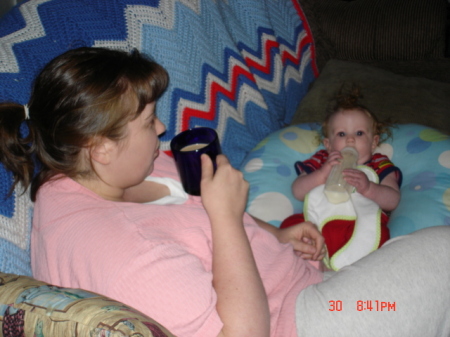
[89,137,115,165]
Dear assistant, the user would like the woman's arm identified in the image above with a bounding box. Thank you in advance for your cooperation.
[201,155,270,337]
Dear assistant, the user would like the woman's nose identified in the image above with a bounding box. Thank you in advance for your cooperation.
[156,118,166,136]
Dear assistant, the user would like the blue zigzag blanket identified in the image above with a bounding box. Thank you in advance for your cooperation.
[0,0,317,275]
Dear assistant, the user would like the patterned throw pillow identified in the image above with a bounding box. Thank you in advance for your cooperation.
[0,272,175,337]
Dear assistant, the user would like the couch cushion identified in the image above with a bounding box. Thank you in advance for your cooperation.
[291,59,450,135]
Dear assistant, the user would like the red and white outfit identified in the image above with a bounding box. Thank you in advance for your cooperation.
[282,150,402,270]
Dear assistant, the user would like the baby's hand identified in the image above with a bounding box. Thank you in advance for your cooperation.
[320,151,342,177]
[343,168,370,194]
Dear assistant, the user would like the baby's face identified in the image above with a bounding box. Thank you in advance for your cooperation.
[323,109,379,164]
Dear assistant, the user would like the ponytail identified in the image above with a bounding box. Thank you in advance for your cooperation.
[0,103,35,196]
[2,47,169,202]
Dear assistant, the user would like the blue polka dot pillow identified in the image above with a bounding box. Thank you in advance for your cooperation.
[240,123,450,238]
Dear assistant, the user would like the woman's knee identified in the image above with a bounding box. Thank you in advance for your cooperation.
[409,226,450,251]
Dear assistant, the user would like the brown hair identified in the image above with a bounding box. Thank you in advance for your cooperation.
[322,83,393,142]
[0,47,169,201]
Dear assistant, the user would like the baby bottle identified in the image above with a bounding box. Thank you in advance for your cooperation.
[324,147,359,204]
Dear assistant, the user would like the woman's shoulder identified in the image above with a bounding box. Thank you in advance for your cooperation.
[34,176,119,229]
[36,175,103,205]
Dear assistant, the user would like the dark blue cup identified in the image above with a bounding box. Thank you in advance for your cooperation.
[170,127,222,196]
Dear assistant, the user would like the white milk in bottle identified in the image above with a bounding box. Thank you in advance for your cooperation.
[324,147,359,204]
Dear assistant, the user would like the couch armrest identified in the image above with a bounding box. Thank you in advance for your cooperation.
[0,272,175,337]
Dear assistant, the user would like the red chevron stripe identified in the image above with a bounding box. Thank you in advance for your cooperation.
[181,63,255,130]
[180,3,316,131]
[281,32,309,66]
[291,0,318,76]
[244,39,279,74]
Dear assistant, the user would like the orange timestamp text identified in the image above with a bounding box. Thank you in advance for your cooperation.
[329,300,396,312]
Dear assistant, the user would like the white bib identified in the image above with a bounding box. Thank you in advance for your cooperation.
[304,166,382,271]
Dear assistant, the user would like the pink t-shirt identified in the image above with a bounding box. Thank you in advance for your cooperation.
[31,153,323,337]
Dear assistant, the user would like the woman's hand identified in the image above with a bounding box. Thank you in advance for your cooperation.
[253,217,326,261]
[276,222,326,261]
[200,154,249,223]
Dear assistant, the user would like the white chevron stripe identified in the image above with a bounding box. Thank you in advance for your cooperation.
[214,100,245,139]
[284,46,311,86]
[175,55,267,133]
[241,32,283,94]
[241,32,277,68]
[180,82,268,142]
[158,76,268,151]
[215,82,269,140]
[94,0,200,51]
[253,53,283,94]
[282,30,311,86]
[0,184,33,250]
[280,30,307,61]
[0,0,51,73]
[186,81,269,144]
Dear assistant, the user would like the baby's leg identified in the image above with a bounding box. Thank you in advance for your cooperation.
[295,226,450,337]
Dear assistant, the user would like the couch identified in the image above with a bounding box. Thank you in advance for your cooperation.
[0,0,448,336]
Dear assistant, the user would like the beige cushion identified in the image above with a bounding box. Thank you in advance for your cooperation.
[292,59,450,135]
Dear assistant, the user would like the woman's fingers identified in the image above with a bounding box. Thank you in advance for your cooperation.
[200,153,214,182]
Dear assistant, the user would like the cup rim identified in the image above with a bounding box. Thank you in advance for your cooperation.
[170,127,218,152]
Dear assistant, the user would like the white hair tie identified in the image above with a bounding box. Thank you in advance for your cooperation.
[24,104,30,120]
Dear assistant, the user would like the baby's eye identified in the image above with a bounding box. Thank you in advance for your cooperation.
[338,132,345,137]
[356,131,364,136]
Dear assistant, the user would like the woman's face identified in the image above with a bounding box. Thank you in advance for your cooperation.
[110,102,166,189]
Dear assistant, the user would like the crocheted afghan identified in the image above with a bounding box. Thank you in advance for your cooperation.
[0,0,317,275]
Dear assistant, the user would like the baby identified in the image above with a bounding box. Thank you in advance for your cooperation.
[282,86,402,270]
